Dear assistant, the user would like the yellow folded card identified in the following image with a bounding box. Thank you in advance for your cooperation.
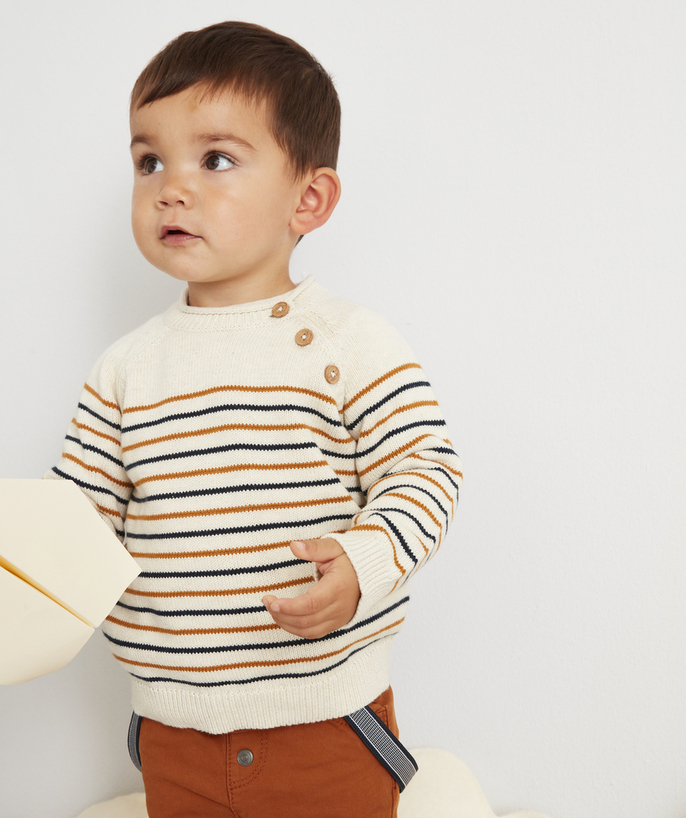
[0,479,140,684]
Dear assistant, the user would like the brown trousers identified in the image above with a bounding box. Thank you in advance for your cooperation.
[139,687,400,818]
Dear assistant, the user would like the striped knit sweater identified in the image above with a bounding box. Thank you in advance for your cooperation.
[46,276,462,733]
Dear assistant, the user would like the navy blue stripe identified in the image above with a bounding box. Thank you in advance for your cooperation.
[320,419,446,461]
[423,454,461,501]
[436,466,461,495]
[429,446,459,456]
[77,402,121,431]
[346,381,431,431]
[121,403,344,435]
[127,633,397,687]
[373,507,436,545]
[366,512,417,565]
[129,477,341,504]
[413,463,460,498]
[106,633,314,654]
[356,419,446,459]
[114,595,408,624]
[115,601,267,617]
[107,597,409,656]
[124,513,354,540]
[125,441,318,472]
[65,436,125,468]
[138,557,303,580]
[373,483,449,529]
[51,468,129,507]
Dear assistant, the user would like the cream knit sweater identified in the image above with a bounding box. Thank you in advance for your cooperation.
[47,277,462,733]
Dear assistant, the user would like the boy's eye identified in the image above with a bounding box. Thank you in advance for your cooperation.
[204,153,234,171]
[141,156,164,174]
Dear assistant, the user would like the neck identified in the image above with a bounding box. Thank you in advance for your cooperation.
[187,269,296,308]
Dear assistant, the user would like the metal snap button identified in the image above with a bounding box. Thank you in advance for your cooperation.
[295,328,314,346]
[272,301,289,318]
[237,748,254,767]
[325,365,340,384]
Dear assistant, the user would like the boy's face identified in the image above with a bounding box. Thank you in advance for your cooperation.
[130,86,304,305]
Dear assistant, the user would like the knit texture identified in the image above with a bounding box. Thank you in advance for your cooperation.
[46,277,462,733]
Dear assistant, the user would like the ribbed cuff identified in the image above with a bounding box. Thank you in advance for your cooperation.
[325,530,396,617]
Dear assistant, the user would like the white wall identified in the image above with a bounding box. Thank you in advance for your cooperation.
[1,2,684,817]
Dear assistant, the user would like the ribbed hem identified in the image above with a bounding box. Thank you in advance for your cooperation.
[163,276,315,332]
[130,638,392,734]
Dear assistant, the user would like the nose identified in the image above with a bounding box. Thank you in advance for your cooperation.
[156,172,194,209]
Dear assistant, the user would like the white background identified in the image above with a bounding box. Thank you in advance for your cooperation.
[1,2,685,817]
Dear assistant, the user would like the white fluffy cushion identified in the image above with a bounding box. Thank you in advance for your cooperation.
[76,793,147,818]
[398,748,551,818]
[75,750,551,818]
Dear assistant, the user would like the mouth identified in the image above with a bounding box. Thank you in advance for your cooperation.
[160,225,201,243]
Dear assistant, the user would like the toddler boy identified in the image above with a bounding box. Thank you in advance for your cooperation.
[47,21,462,818]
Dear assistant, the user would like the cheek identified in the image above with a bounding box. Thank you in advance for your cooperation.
[130,202,155,259]
[131,191,151,239]
[236,185,295,231]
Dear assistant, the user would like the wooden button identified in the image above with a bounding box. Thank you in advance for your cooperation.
[272,301,289,318]
[295,328,314,346]
[325,365,340,384]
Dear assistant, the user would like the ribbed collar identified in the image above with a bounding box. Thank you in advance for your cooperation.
[163,276,315,331]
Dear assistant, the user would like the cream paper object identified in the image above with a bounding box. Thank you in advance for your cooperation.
[0,479,140,685]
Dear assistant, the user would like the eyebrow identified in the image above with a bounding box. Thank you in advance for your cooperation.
[130,134,153,150]
[198,133,256,152]
[129,132,256,152]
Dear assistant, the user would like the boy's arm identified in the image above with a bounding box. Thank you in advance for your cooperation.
[332,358,461,610]
[264,309,462,636]
[44,353,133,542]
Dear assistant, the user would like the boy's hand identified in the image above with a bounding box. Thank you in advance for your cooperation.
[262,539,360,639]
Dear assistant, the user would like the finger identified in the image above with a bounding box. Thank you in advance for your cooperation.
[261,595,340,639]
[267,597,345,638]
[289,538,345,564]
[262,577,338,620]
[270,613,341,640]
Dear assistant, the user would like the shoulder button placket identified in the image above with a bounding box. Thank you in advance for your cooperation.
[295,328,314,346]
[272,302,289,318]
[325,365,340,384]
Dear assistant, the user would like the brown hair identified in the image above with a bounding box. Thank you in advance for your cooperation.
[130,21,340,178]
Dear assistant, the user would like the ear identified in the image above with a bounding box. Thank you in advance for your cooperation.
[290,168,341,237]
